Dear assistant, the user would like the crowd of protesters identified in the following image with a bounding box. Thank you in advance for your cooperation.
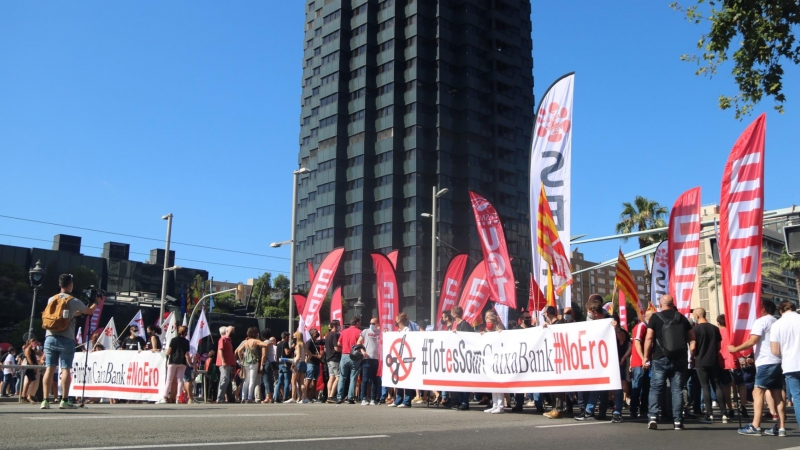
[3,273,799,437]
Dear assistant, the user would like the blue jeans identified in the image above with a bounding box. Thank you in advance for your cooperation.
[785,371,800,427]
[262,363,275,396]
[394,388,412,407]
[337,355,360,401]
[360,359,379,401]
[44,335,76,369]
[452,391,470,407]
[648,358,686,421]
[630,367,649,416]
[1,373,13,396]
[276,364,291,401]
[586,390,612,416]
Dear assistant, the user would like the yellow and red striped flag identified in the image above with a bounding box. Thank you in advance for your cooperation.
[614,250,642,320]
[537,184,573,295]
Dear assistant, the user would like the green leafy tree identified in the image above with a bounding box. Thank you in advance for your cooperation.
[777,249,800,302]
[615,196,669,303]
[210,292,238,314]
[250,272,272,311]
[671,0,800,118]
[0,262,33,330]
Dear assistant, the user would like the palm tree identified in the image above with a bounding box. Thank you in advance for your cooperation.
[615,196,669,302]
[778,249,800,303]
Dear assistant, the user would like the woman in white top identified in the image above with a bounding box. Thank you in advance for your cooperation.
[482,309,505,414]
[287,331,306,404]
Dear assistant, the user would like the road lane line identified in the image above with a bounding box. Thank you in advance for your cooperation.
[45,435,390,450]
[535,421,612,428]
[25,413,307,420]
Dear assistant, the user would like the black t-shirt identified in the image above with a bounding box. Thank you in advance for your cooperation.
[277,340,293,363]
[617,331,630,366]
[168,337,190,365]
[325,331,341,363]
[121,336,146,351]
[647,309,692,361]
[145,336,162,351]
[454,320,474,332]
[306,339,321,364]
[693,322,722,368]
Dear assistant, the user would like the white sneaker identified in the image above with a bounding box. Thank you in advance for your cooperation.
[301,399,309,404]
[189,398,199,404]
[484,407,495,413]
[397,404,408,408]
[369,400,376,406]
[361,400,369,406]
[491,407,504,414]
[284,398,296,404]
[388,403,397,407]
[157,399,168,404]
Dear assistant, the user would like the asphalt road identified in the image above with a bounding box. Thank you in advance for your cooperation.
[1,401,798,450]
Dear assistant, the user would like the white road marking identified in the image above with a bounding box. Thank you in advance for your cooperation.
[535,421,612,428]
[25,413,307,420]
[46,435,390,450]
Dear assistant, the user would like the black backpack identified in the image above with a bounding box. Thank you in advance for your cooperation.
[656,311,688,358]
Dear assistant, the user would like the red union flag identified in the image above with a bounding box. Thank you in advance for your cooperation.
[436,254,468,330]
[84,294,106,341]
[618,290,628,331]
[372,253,399,332]
[528,273,546,313]
[458,261,492,326]
[469,191,516,309]
[387,250,399,270]
[330,287,343,323]
[293,294,307,321]
[668,187,702,317]
[307,261,315,283]
[301,248,344,333]
[719,113,766,346]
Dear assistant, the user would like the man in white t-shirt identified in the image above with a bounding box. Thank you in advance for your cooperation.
[771,300,800,433]
[728,299,785,436]
[1,348,16,396]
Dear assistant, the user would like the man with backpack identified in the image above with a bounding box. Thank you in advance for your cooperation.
[643,294,696,430]
[41,274,97,410]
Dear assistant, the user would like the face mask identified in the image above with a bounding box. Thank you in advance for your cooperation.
[563,314,572,322]
[523,319,532,327]
[486,322,495,331]
[370,324,377,332]
[440,319,447,325]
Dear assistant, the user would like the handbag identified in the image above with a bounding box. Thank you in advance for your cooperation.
[350,344,365,361]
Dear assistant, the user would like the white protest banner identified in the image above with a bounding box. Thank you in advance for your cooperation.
[70,350,168,402]
[381,319,619,393]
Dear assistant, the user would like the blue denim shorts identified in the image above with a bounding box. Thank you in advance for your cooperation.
[44,335,76,369]
[305,361,320,381]
[183,367,194,382]
[295,361,307,374]
[755,363,783,390]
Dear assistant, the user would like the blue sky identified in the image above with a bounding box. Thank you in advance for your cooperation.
[0,1,797,285]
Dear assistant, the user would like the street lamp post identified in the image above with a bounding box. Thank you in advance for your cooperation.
[422,186,449,327]
[353,297,365,320]
[271,167,310,337]
[159,213,174,321]
[27,260,46,340]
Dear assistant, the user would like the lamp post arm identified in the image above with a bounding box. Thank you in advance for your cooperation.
[187,288,237,333]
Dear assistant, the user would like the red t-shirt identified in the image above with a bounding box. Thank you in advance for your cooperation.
[216,335,235,367]
[338,326,362,354]
[630,322,647,368]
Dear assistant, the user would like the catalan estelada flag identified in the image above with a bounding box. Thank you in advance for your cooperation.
[614,249,642,320]
[537,183,573,295]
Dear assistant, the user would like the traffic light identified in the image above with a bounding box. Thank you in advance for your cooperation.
[784,224,800,255]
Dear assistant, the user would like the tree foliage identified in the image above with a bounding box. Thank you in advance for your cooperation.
[672,0,800,119]
[615,196,669,303]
